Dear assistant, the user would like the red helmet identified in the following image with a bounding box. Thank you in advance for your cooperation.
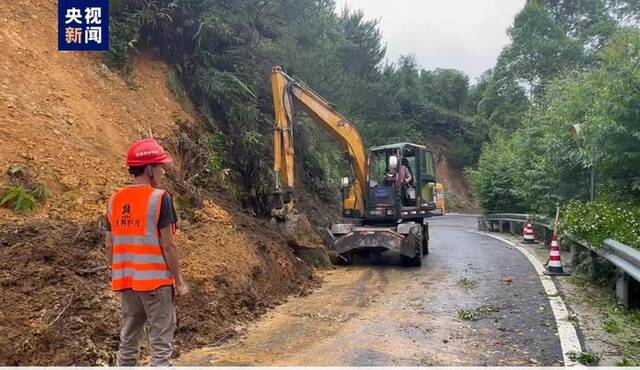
[126,138,174,167]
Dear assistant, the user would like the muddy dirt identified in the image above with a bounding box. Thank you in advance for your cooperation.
[0,0,194,224]
[427,136,478,213]
[0,212,316,365]
[180,215,564,366]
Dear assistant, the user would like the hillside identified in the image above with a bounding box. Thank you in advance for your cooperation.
[0,0,479,365]
[0,0,315,365]
[427,136,478,213]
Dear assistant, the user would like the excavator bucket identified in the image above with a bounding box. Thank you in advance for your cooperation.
[274,213,333,267]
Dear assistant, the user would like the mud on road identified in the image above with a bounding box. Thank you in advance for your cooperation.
[180,215,564,366]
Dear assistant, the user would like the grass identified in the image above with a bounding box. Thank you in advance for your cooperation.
[2,165,49,214]
[457,309,476,321]
[567,351,600,366]
[567,273,640,365]
[616,357,638,366]
[602,317,621,333]
[567,312,579,325]
[456,305,500,321]
[476,305,499,313]
[167,69,189,106]
[457,277,478,289]
[31,182,49,201]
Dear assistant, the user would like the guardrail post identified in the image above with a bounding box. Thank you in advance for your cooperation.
[498,221,504,233]
[478,218,487,231]
[569,242,577,268]
[616,271,629,307]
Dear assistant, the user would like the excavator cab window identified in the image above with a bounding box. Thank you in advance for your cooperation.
[417,149,437,210]
[400,148,417,206]
[368,149,399,188]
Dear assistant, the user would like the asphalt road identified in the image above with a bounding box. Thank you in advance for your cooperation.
[180,215,564,366]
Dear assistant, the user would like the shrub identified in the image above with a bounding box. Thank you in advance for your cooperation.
[562,198,640,250]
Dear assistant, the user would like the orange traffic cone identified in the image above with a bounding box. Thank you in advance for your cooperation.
[544,233,569,276]
[523,221,536,244]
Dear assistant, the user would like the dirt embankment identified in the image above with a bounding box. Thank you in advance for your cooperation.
[0,0,316,365]
[426,136,478,213]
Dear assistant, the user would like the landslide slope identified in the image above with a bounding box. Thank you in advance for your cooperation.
[0,0,314,365]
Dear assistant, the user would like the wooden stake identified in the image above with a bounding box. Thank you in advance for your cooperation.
[554,206,560,234]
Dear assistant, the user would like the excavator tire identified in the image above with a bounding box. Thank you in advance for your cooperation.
[401,250,422,267]
[401,229,423,267]
[413,243,423,266]
[422,224,429,255]
[343,252,355,265]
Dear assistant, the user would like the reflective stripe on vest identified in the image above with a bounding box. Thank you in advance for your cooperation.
[110,187,174,292]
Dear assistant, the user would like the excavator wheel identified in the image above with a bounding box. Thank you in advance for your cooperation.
[401,250,422,267]
[401,229,423,267]
[422,224,429,255]
[414,242,424,266]
[343,252,354,265]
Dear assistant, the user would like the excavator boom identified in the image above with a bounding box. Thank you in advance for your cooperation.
[271,66,366,217]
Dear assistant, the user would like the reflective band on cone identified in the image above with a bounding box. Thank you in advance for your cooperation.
[523,222,536,244]
[544,232,569,276]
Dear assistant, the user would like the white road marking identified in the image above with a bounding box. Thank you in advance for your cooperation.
[475,231,583,367]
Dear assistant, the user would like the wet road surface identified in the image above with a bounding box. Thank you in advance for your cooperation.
[180,215,564,366]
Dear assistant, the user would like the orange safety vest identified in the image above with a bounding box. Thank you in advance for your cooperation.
[107,186,175,292]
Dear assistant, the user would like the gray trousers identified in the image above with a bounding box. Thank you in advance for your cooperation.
[117,285,176,366]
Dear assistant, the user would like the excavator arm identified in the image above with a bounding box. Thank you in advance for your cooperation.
[271,66,367,218]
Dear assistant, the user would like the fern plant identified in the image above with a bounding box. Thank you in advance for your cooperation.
[0,185,37,214]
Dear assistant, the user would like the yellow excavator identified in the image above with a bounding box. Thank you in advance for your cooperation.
[270,66,438,266]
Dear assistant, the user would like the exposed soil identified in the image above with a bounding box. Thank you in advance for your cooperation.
[426,135,479,213]
[0,0,317,365]
[0,0,198,224]
[0,200,316,365]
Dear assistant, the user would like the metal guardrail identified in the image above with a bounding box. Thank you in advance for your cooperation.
[478,214,640,307]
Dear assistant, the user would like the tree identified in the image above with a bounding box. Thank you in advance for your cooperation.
[339,7,386,79]
[474,66,529,139]
[501,1,583,95]
[469,28,640,214]
[420,68,469,112]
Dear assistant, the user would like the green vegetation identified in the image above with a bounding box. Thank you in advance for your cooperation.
[602,317,621,334]
[567,351,601,366]
[466,0,640,291]
[469,27,640,216]
[567,312,579,325]
[457,309,476,321]
[475,305,499,314]
[1,185,38,214]
[457,305,500,321]
[31,182,49,202]
[563,199,640,250]
[457,277,477,289]
[105,0,485,213]
[568,274,640,365]
[1,166,49,214]
[103,1,640,254]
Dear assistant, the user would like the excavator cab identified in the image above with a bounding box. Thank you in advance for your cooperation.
[354,143,436,223]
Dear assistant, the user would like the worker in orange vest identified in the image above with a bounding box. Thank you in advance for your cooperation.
[105,138,189,366]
